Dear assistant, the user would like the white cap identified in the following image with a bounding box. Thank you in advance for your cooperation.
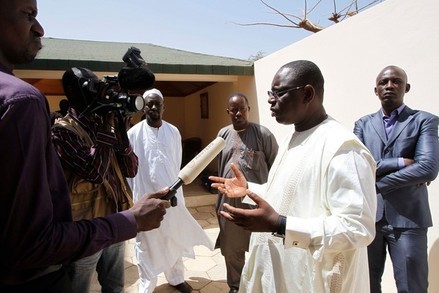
[143,88,163,101]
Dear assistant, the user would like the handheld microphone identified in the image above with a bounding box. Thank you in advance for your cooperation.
[165,137,226,206]
[117,66,155,91]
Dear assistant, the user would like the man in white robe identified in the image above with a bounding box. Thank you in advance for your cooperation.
[210,60,377,293]
[127,88,213,293]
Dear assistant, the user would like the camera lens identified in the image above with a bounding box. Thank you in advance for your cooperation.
[132,95,145,112]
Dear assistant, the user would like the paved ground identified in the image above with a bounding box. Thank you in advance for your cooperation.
[90,204,230,293]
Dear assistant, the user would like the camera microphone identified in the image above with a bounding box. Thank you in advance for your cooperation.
[164,137,226,207]
[117,66,155,91]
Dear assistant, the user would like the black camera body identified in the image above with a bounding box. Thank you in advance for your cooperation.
[122,46,145,68]
[64,47,155,118]
[90,74,145,116]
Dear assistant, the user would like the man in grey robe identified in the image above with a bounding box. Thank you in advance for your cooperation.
[215,93,278,293]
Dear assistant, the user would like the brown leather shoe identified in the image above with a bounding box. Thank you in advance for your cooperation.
[173,281,193,293]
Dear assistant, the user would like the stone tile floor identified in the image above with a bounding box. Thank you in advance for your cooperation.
[90,204,230,293]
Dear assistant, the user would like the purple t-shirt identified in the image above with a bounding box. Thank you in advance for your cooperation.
[0,65,136,284]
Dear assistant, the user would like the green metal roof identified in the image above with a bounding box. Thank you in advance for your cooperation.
[16,38,254,75]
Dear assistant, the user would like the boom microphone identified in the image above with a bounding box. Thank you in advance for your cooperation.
[165,137,226,206]
[117,66,155,91]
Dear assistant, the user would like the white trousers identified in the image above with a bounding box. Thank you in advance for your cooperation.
[136,251,185,293]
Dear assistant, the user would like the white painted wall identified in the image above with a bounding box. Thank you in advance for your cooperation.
[254,0,439,291]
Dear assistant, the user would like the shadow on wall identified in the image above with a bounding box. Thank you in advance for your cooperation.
[429,238,439,292]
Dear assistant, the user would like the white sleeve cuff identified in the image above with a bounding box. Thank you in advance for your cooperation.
[284,216,312,249]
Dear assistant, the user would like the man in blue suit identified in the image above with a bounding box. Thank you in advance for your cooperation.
[354,65,439,293]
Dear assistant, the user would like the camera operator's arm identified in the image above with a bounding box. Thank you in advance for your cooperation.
[107,111,138,178]
[52,112,113,184]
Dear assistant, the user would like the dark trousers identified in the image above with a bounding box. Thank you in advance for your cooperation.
[368,219,428,293]
[224,250,246,290]
[0,267,72,293]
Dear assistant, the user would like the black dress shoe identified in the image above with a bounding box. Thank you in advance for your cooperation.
[173,281,193,293]
[229,287,239,293]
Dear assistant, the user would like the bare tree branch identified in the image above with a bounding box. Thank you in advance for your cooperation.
[299,19,324,32]
[235,0,384,34]
[234,22,301,29]
[308,0,325,15]
[260,0,301,26]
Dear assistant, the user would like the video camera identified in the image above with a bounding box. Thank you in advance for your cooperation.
[63,47,156,118]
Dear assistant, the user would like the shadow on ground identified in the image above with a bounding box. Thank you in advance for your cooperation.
[154,277,228,293]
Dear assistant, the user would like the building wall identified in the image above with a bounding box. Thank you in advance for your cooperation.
[253,0,439,291]
[162,96,185,133]
[47,96,65,113]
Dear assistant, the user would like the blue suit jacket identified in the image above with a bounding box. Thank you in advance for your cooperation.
[354,106,439,228]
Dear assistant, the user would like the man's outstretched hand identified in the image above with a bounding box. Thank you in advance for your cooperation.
[130,188,171,232]
[209,163,248,198]
[220,191,279,233]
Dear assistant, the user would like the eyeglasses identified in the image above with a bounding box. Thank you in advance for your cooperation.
[267,85,305,100]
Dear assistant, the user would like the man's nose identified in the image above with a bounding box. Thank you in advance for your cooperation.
[33,19,45,37]
[385,81,395,88]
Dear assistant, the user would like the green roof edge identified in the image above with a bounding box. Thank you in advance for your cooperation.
[15,59,254,75]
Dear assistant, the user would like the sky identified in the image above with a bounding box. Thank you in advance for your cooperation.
[37,0,378,60]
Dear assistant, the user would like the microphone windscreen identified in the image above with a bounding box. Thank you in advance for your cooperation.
[117,66,155,91]
[178,137,226,184]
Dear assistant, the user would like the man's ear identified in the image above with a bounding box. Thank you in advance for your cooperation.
[248,106,251,112]
[303,85,315,103]
[405,83,411,93]
[374,87,378,96]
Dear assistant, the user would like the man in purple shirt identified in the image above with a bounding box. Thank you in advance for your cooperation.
[0,0,170,291]
[354,65,439,292]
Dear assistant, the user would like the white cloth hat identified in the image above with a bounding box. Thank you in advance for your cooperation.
[143,88,163,101]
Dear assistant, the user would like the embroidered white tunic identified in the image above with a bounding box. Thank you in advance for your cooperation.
[127,120,213,276]
[242,117,377,293]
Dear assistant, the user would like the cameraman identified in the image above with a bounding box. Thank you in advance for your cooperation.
[51,67,138,293]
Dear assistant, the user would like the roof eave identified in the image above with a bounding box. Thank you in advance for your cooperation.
[15,59,254,75]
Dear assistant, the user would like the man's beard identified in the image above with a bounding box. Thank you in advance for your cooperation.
[148,112,161,122]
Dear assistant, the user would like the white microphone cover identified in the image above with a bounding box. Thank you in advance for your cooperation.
[178,137,226,184]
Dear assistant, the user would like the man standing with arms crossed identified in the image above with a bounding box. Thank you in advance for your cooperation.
[354,65,439,293]
[216,92,278,293]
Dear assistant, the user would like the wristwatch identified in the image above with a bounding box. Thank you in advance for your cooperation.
[272,215,286,238]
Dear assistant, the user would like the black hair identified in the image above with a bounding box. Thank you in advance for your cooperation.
[282,60,324,93]
[226,92,249,107]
